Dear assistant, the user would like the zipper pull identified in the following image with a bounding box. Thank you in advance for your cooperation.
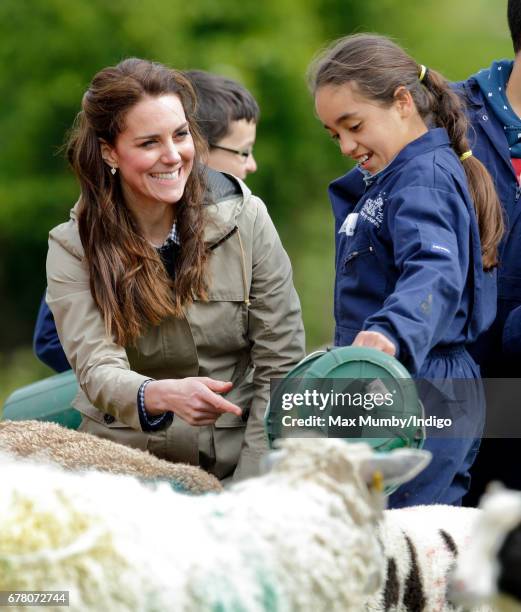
[344,246,373,265]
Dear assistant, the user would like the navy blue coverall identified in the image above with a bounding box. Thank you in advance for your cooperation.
[329,128,497,507]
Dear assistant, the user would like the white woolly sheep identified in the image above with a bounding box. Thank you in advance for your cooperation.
[368,504,491,612]
[449,484,521,612]
[0,438,429,612]
[0,419,221,494]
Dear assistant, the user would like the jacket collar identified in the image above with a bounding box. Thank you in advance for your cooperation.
[203,168,249,247]
[369,128,451,186]
[329,165,366,221]
[457,75,485,108]
[458,75,516,176]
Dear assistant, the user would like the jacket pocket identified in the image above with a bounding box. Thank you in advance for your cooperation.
[188,299,249,351]
[344,245,375,266]
[214,412,247,428]
[340,231,388,296]
[211,417,248,480]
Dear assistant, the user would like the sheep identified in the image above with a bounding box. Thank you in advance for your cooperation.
[0,438,429,612]
[0,419,221,494]
[449,484,521,612]
[367,504,492,612]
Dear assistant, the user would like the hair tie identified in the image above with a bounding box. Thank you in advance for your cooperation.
[418,65,427,82]
[460,150,473,162]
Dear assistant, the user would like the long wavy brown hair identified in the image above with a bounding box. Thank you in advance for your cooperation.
[309,34,504,271]
[67,58,209,346]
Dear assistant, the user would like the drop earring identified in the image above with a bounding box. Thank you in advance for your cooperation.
[111,166,117,175]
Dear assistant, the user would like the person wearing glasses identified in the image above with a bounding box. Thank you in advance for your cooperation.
[33,69,261,373]
[186,70,259,180]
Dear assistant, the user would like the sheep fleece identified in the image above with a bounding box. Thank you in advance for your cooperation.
[0,420,221,493]
[369,505,492,612]
[0,439,385,612]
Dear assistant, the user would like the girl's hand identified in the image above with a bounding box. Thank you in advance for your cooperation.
[144,377,242,426]
[352,331,397,356]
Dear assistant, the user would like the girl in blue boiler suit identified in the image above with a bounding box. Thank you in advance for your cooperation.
[309,34,504,507]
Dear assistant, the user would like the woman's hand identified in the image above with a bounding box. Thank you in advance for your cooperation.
[144,377,242,426]
[352,331,397,356]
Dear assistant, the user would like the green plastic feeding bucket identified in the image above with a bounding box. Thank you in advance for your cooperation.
[265,346,425,453]
[2,369,81,430]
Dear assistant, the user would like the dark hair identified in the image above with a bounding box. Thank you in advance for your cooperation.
[184,70,259,145]
[67,58,209,346]
[309,33,504,270]
[508,0,521,53]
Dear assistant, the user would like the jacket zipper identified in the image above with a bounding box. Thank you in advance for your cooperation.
[344,246,374,266]
[209,226,238,250]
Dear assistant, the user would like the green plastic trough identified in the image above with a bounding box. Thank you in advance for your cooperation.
[2,369,81,429]
[265,346,425,453]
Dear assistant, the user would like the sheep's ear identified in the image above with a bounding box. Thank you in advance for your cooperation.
[360,449,431,491]
[260,450,287,474]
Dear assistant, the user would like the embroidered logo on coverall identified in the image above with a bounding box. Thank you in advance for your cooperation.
[360,194,384,228]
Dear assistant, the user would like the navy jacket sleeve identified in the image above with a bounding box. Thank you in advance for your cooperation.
[363,185,469,374]
[503,305,521,355]
[33,293,71,373]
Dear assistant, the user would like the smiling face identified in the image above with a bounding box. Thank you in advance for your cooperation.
[315,82,426,174]
[101,94,195,211]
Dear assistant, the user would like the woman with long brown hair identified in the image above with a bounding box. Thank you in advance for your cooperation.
[46,58,304,481]
[309,34,504,507]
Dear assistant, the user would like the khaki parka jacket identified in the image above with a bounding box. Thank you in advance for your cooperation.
[46,171,305,481]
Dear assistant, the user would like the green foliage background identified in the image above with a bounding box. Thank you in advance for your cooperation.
[0,0,512,403]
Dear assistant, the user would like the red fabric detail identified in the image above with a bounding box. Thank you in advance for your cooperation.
[512,158,521,184]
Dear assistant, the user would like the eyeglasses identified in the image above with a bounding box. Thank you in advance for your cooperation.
[210,144,254,162]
